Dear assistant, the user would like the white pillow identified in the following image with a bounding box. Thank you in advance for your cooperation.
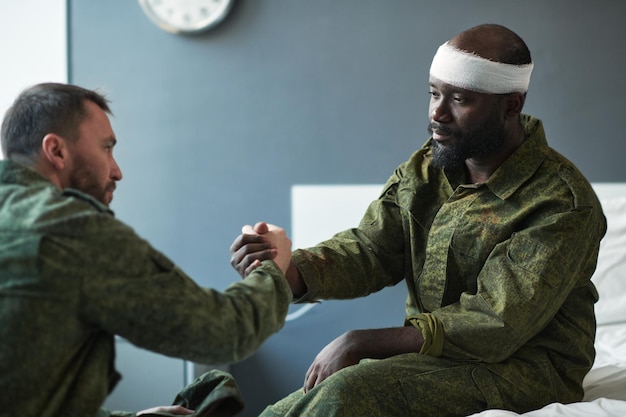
[592,197,626,327]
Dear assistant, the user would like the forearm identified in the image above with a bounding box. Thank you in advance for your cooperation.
[285,261,307,298]
[291,236,402,302]
[217,262,293,361]
[347,326,424,360]
[304,325,426,392]
[83,260,291,365]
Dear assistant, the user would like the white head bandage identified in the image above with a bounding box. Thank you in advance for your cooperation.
[429,42,533,94]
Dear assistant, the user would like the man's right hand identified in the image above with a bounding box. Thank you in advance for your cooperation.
[230,222,307,297]
[230,222,291,277]
[255,222,292,275]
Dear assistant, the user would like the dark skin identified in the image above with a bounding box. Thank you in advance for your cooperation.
[230,25,528,393]
[428,78,526,184]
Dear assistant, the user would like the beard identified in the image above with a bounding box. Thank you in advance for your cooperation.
[428,112,506,170]
[66,154,115,206]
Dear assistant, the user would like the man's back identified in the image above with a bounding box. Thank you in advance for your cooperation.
[0,160,119,416]
[0,159,293,417]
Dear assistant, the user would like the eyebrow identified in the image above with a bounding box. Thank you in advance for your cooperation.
[429,81,477,96]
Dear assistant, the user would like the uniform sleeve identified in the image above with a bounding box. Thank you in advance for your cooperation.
[292,178,407,303]
[40,215,292,365]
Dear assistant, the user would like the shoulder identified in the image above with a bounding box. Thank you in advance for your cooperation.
[385,140,439,188]
[515,115,601,210]
[382,140,451,205]
[20,186,131,238]
[535,145,601,210]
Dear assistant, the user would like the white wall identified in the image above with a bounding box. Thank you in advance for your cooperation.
[0,0,67,157]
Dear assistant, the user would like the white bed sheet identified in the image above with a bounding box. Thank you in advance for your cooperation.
[467,346,626,417]
[468,398,626,417]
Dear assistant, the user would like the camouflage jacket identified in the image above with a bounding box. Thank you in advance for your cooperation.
[0,161,291,417]
[292,115,606,403]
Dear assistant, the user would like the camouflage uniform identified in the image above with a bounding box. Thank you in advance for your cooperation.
[262,115,606,417]
[0,161,291,417]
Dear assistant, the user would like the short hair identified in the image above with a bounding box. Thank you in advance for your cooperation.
[1,82,111,162]
[496,33,532,66]
[469,24,532,65]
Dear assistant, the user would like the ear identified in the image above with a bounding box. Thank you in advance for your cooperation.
[503,93,525,119]
[41,133,69,171]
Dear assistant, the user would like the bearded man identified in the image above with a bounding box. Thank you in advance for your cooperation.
[0,82,293,417]
[230,23,607,417]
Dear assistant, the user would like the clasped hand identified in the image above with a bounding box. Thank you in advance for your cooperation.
[229,221,292,276]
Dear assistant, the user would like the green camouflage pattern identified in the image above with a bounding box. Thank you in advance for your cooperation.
[267,115,606,416]
[0,161,291,417]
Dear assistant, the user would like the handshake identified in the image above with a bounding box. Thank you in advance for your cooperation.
[230,221,307,298]
[230,221,292,277]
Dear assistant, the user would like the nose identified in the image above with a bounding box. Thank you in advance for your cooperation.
[111,157,123,181]
[430,100,451,123]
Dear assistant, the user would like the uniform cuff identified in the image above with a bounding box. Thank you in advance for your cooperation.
[405,313,444,357]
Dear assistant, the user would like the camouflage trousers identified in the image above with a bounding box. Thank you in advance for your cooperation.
[259,353,552,417]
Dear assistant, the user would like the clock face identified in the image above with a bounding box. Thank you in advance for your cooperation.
[138,0,234,34]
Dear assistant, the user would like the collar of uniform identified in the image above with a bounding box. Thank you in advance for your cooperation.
[484,114,549,200]
[0,159,52,186]
[62,188,113,214]
[0,159,114,215]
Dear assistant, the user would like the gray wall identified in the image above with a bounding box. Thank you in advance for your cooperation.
[70,1,626,415]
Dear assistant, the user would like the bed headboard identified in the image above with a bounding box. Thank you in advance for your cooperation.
[291,183,626,249]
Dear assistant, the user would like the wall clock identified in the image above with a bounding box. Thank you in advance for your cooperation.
[138,0,235,35]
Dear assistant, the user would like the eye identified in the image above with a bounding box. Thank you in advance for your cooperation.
[429,90,440,99]
[103,139,117,152]
[453,95,466,103]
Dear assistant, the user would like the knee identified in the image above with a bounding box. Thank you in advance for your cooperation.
[315,366,363,397]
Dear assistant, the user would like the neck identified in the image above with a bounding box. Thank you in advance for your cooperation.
[25,157,64,189]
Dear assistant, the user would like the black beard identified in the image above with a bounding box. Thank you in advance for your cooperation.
[428,115,506,170]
